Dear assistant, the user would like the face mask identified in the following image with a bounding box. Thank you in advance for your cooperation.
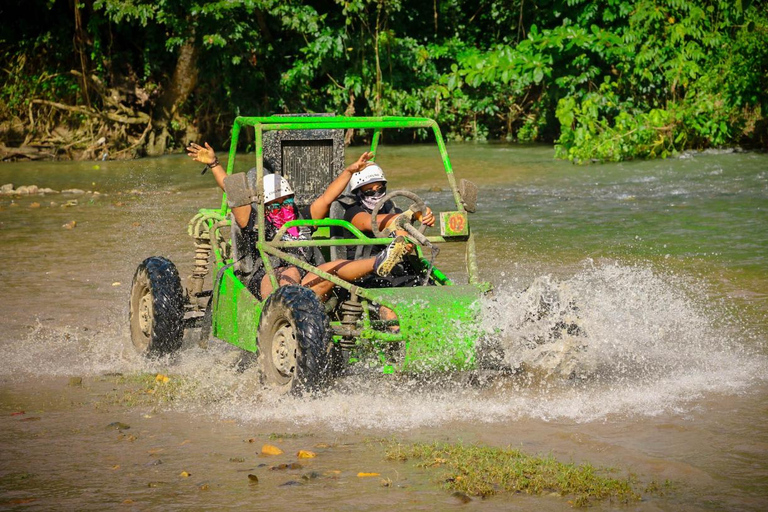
[266,205,299,237]
[358,189,385,212]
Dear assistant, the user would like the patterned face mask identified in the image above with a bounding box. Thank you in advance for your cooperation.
[357,188,386,212]
[266,202,299,237]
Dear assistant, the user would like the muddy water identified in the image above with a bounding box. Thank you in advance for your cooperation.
[1,146,767,510]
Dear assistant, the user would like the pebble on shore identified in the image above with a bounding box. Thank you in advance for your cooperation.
[1,183,62,196]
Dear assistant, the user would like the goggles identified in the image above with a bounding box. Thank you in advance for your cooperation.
[265,197,295,213]
[360,185,386,197]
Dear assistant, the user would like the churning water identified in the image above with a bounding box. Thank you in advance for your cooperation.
[1,259,763,432]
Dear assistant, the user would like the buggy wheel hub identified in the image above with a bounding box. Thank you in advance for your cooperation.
[138,291,153,338]
[271,322,297,378]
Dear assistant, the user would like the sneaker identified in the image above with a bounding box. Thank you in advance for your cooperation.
[374,236,408,276]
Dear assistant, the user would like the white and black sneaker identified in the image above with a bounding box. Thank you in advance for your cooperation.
[374,236,408,276]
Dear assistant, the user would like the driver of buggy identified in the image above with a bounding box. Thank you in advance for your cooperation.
[341,163,436,287]
[186,142,408,300]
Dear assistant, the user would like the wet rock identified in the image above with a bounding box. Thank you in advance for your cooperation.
[1,183,13,194]
[270,462,303,471]
[15,185,31,195]
[302,471,321,481]
[49,201,58,207]
[39,188,59,194]
[29,202,40,208]
[62,200,78,207]
[62,189,85,195]
[179,471,191,478]
[261,444,283,456]
[199,483,210,491]
[106,421,130,430]
[145,459,163,466]
[62,221,77,229]
[229,457,245,463]
[247,474,259,483]
[429,186,443,192]
[279,480,302,487]
[297,450,316,458]
[68,376,82,387]
[147,482,166,488]
[452,491,472,503]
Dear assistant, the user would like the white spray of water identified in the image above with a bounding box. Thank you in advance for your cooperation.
[1,261,764,430]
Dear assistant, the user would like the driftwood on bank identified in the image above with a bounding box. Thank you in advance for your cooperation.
[31,99,150,125]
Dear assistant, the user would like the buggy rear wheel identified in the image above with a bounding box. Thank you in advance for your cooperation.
[129,256,185,357]
[257,285,332,395]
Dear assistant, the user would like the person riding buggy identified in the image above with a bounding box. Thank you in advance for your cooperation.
[332,163,436,288]
[185,142,409,299]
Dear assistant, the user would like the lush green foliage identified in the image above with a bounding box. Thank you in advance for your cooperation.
[0,0,766,160]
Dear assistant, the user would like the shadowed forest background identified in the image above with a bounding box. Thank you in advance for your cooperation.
[1,0,766,162]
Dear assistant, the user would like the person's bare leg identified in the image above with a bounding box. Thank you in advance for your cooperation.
[378,306,400,333]
[301,258,376,298]
[260,266,301,298]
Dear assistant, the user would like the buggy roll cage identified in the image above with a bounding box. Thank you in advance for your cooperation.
[214,116,481,303]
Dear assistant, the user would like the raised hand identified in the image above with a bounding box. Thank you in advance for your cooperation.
[345,151,374,174]
[186,142,217,166]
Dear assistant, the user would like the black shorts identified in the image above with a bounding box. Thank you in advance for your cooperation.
[247,260,311,300]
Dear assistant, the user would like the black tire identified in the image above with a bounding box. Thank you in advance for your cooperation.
[129,256,185,357]
[257,285,332,395]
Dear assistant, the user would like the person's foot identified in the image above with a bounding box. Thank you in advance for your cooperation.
[374,236,408,276]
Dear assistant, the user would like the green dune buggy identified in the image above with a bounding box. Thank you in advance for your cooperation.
[129,116,489,393]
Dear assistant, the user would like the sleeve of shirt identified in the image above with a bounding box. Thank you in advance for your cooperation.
[344,204,365,223]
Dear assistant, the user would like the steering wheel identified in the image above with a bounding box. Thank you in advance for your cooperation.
[370,189,430,246]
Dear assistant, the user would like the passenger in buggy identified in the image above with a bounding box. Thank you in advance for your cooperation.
[186,142,408,300]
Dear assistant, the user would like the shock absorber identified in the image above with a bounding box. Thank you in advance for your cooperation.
[339,293,363,349]
[186,215,213,311]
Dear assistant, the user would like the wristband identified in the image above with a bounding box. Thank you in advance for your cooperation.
[207,157,220,169]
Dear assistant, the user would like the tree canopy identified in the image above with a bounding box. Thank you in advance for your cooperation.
[1,0,766,161]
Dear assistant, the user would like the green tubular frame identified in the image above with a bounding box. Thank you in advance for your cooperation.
[204,116,486,369]
[220,116,477,288]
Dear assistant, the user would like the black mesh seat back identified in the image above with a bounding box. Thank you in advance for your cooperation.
[263,114,345,209]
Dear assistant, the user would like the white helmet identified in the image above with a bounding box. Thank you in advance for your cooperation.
[263,173,293,203]
[350,164,387,192]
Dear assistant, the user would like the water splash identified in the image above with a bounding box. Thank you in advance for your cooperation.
[1,261,764,430]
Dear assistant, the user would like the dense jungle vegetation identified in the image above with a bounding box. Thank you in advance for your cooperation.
[0,0,766,162]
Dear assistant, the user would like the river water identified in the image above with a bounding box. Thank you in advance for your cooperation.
[0,144,766,510]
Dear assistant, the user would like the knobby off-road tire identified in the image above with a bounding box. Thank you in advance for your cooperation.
[257,285,332,395]
[129,256,185,357]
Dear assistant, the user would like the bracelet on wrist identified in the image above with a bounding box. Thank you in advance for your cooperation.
[207,157,220,169]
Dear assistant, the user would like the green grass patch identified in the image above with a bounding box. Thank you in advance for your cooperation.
[267,432,314,440]
[385,441,640,507]
[99,372,194,408]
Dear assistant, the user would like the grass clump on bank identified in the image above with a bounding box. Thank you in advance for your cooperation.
[385,441,639,507]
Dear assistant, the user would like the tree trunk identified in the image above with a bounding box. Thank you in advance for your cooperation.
[146,38,199,156]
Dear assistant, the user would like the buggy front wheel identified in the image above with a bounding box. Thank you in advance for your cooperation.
[129,256,185,357]
[257,285,332,395]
